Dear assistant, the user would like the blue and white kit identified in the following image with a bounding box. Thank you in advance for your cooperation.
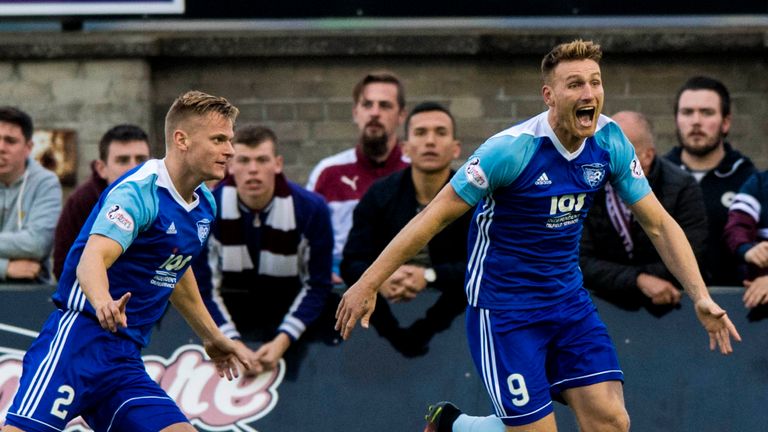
[6,159,214,432]
[451,112,651,426]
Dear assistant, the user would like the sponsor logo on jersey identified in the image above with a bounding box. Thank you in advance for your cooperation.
[535,172,552,186]
[105,205,134,231]
[465,157,488,189]
[581,163,606,188]
[197,219,211,245]
[151,253,193,288]
[630,156,645,179]
[0,343,285,432]
[547,193,586,228]
[166,222,177,235]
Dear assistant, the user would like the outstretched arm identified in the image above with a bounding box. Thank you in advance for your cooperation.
[171,267,253,379]
[335,184,471,340]
[630,192,741,354]
[77,234,130,332]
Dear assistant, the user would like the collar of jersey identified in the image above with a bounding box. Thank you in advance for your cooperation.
[542,116,586,162]
[158,158,200,212]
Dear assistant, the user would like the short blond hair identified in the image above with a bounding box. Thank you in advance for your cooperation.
[164,90,239,144]
[541,39,602,83]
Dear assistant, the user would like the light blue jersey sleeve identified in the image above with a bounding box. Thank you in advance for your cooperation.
[90,179,158,252]
[602,121,652,205]
[451,133,540,206]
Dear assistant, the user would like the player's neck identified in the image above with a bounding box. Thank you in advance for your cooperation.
[163,157,199,203]
[548,114,584,153]
[554,131,583,153]
[411,167,450,206]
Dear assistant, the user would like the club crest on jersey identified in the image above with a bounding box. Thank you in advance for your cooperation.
[581,163,606,188]
[106,204,134,231]
[465,157,488,189]
[196,218,211,245]
[630,156,645,178]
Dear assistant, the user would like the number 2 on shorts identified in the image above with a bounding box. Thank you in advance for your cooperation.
[50,385,75,419]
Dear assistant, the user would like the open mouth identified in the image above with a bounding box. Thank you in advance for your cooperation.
[576,107,596,127]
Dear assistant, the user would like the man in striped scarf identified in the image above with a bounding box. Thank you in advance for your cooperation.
[195,125,334,373]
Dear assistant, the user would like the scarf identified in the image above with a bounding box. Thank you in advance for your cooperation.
[605,183,634,259]
[217,173,299,277]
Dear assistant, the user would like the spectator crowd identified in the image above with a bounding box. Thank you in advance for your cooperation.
[3,71,766,365]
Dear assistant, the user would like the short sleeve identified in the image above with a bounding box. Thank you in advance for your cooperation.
[450,134,536,207]
[89,181,156,252]
[604,122,652,205]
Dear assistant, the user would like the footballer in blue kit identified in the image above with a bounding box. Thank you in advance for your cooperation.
[455,111,646,426]
[3,91,253,432]
[336,40,740,432]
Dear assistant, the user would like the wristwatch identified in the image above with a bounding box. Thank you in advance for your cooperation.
[424,267,437,284]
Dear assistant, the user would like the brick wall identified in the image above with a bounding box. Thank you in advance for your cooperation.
[0,24,766,186]
[152,53,768,184]
[0,59,151,184]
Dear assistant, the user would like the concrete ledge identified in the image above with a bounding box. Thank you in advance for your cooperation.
[1,17,767,59]
[0,33,159,58]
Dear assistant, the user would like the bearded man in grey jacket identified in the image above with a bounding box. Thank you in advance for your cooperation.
[0,107,62,283]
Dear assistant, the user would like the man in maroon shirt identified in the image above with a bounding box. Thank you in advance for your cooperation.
[306,71,409,283]
[52,124,150,280]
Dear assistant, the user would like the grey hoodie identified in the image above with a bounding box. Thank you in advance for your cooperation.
[0,158,62,283]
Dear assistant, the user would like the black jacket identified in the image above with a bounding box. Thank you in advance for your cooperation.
[340,167,472,356]
[341,167,471,290]
[581,156,708,302]
[665,142,756,285]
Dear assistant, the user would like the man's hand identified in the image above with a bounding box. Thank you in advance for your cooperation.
[335,282,378,340]
[397,264,429,301]
[379,265,429,302]
[94,292,131,332]
[744,242,768,268]
[694,298,741,355]
[379,268,408,301]
[636,273,682,305]
[204,336,253,381]
[742,276,768,308]
[7,259,41,280]
[253,333,291,371]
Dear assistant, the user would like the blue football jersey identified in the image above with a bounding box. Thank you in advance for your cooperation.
[53,159,216,346]
[451,112,651,310]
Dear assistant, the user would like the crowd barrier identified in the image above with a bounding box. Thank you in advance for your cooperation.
[0,284,766,431]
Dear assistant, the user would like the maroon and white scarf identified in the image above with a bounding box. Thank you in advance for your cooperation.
[217,173,299,276]
[605,183,634,259]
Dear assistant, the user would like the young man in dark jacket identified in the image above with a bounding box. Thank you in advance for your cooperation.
[664,76,756,286]
[582,111,707,311]
[341,102,469,356]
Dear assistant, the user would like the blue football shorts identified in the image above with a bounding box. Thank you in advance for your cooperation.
[5,309,188,432]
[466,289,623,426]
